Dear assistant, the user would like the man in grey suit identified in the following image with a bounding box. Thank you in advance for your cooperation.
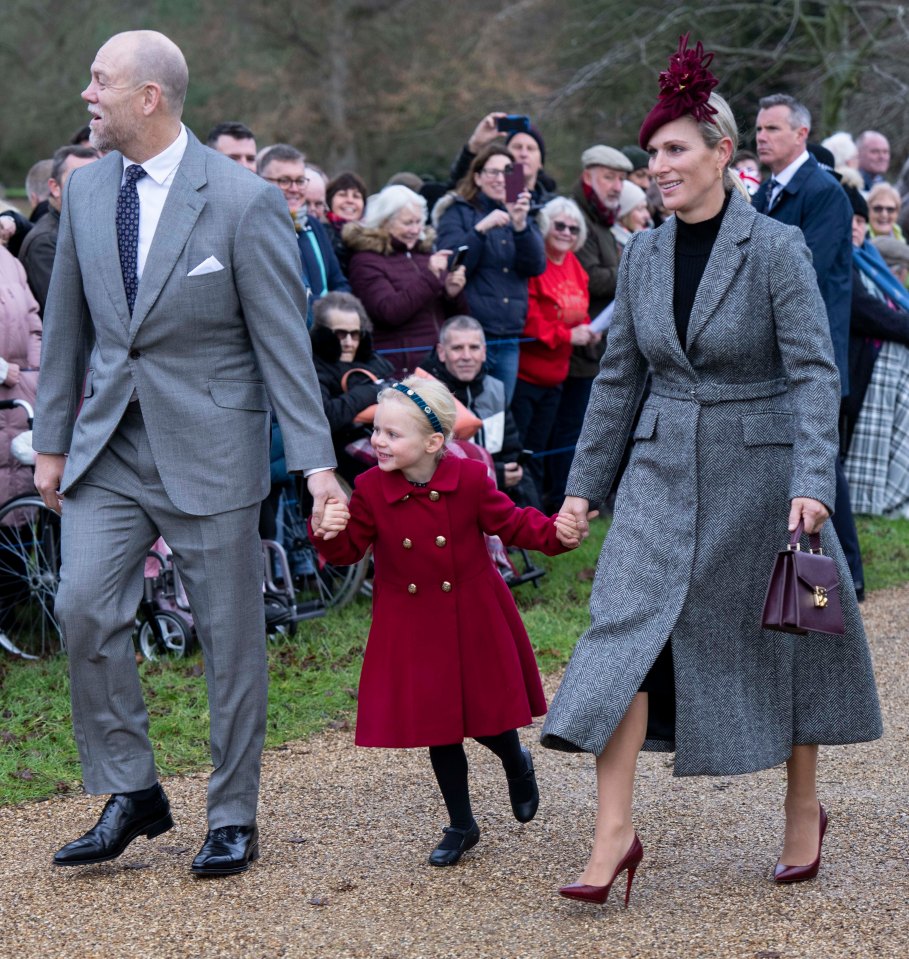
[33,30,344,876]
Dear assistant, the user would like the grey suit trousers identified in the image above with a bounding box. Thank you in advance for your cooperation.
[55,403,266,827]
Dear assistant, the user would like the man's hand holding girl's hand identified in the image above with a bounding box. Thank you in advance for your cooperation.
[313,496,350,538]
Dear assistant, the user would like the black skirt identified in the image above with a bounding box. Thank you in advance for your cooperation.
[639,638,676,744]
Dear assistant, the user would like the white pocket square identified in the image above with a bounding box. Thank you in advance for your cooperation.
[187,256,224,277]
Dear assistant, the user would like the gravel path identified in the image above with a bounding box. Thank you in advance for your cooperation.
[2,586,907,959]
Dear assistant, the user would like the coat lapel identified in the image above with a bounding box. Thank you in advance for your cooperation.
[685,191,753,351]
[129,134,207,338]
[651,217,695,372]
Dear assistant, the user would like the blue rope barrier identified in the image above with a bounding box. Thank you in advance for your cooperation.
[375,336,537,356]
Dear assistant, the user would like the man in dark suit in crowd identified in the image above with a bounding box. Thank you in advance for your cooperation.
[34,29,342,877]
[18,145,99,315]
[753,93,865,598]
[206,121,257,173]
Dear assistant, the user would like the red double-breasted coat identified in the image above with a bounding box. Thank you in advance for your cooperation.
[313,455,568,747]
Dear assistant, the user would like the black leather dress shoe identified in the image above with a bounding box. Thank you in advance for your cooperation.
[507,747,540,823]
[53,784,174,866]
[191,824,259,876]
[428,822,480,867]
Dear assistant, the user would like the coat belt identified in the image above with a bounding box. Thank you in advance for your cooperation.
[649,377,788,405]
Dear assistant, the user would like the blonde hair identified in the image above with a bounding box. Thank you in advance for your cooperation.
[868,182,901,210]
[695,92,747,199]
[378,376,456,448]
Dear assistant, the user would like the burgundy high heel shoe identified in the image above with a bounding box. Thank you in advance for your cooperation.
[774,803,828,883]
[559,833,644,907]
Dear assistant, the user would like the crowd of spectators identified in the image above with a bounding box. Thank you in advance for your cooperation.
[2,103,909,562]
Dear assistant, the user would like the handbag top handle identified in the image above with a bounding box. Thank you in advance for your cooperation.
[788,520,822,554]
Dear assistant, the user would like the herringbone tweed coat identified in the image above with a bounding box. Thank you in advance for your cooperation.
[541,189,883,776]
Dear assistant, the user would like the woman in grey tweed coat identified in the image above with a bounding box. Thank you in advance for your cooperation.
[546,48,882,905]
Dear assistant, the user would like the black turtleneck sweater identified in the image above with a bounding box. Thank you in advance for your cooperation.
[673,195,730,349]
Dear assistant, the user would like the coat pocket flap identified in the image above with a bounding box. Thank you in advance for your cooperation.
[741,411,794,446]
[633,407,658,441]
[792,552,840,592]
[208,379,270,411]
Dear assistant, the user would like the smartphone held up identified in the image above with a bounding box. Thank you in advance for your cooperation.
[504,162,525,204]
[495,114,531,134]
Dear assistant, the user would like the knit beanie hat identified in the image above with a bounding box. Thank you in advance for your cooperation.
[617,180,648,219]
[506,124,546,165]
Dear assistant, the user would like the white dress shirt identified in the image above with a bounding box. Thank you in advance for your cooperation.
[768,150,810,207]
[121,126,332,478]
[122,124,188,280]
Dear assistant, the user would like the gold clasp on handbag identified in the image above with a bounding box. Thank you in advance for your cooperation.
[813,585,828,608]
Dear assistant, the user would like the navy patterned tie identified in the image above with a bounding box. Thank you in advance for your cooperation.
[766,177,781,213]
[116,164,147,314]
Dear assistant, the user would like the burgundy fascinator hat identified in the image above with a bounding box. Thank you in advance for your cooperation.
[638,34,720,149]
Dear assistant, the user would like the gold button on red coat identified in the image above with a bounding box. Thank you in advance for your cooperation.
[435,536,447,548]
[402,538,413,549]
[408,584,417,595]
[429,491,440,501]
[441,581,452,592]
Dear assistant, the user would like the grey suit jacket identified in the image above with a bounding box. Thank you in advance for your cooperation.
[33,131,335,515]
[541,190,882,773]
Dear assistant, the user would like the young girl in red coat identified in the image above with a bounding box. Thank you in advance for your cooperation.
[314,376,582,867]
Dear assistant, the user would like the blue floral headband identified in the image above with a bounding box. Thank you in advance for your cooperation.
[390,383,443,433]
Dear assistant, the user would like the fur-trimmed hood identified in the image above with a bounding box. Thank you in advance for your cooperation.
[342,221,437,256]
[431,191,469,229]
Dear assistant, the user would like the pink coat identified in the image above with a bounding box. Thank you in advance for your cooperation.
[312,455,568,747]
[0,247,41,513]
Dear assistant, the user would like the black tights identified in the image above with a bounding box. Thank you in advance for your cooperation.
[428,729,527,830]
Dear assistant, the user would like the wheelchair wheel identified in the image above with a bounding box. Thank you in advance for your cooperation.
[279,478,369,609]
[0,496,63,658]
[138,610,193,661]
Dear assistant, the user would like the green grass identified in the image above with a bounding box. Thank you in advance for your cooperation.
[854,514,909,592]
[1,515,906,807]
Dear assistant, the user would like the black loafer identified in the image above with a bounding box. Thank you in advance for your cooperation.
[507,747,539,823]
[191,824,259,876]
[53,784,174,866]
[428,822,480,867]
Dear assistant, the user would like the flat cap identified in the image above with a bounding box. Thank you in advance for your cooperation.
[581,145,633,171]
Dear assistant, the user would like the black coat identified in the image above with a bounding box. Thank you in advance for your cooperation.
[844,263,909,447]
[309,325,394,449]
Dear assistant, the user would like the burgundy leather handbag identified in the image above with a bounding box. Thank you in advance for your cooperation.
[761,521,845,636]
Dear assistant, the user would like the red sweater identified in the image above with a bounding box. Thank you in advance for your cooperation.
[517,252,590,388]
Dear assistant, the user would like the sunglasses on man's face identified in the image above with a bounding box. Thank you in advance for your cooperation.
[871,205,898,216]
[333,328,362,341]
[552,221,581,236]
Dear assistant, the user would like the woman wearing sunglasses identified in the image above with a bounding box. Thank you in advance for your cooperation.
[308,292,394,477]
[867,183,905,243]
[511,197,598,505]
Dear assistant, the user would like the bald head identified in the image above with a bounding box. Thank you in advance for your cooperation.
[105,31,188,115]
[83,30,187,161]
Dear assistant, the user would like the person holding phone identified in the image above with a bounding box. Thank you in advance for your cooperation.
[343,185,467,377]
[447,112,556,208]
[433,144,546,402]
